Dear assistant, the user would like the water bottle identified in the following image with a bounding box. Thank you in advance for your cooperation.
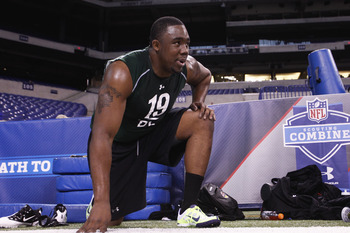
[260,211,284,220]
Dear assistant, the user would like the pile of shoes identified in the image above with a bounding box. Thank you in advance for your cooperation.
[0,204,68,228]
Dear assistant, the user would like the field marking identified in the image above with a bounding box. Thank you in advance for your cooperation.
[4,226,350,233]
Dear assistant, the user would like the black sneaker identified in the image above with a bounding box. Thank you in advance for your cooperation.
[0,204,42,228]
[39,204,68,227]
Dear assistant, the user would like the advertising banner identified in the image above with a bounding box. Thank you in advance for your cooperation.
[204,93,350,206]
[284,98,350,188]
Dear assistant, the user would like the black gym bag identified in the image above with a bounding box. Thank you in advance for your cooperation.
[197,183,245,221]
[261,165,350,220]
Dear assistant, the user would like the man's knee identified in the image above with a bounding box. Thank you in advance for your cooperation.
[191,111,214,132]
[177,110,215,140]
[109,217,123,226]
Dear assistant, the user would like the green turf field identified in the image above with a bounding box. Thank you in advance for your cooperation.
[1,211,350,231]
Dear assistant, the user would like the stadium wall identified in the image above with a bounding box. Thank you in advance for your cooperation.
[2,76,350,116]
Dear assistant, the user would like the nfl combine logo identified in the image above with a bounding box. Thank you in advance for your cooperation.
[283,97,350,188]
[283,98,350,164]
[307,98,328,123]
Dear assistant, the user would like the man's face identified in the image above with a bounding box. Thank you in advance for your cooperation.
[157,25,190,74]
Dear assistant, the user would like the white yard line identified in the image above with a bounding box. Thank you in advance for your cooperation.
[5,227,350,233]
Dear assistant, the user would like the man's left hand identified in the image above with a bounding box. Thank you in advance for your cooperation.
[189,102,216,121]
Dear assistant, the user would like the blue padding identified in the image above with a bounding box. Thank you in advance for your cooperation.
[147,162,168,172]
[124,204,161,220]
[53,156,90,174]
[56,175,92,191]
[0,117,91,157]
[57,172,172,191]
[0,175,57,204]
[169,157,185,206]
[56,188,170,205]
[146,172,172,189]
[146,188,170,204]
[56,190,93,204]
[0,203,88,223]
[64,204,88,223]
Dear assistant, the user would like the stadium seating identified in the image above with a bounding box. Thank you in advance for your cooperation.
[179,88,249,96]
[344,84,350,92]
[258,86,288,100]
[0,92,87,121]
[287,85,312,97]
[258,85,312,100]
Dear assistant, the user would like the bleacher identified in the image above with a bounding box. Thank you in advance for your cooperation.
[258,85,312,100]
[179,85,312,101]
[179,88,258,96]
[0,92,87,121]
[1,80,348,122]
[0,85,316,122]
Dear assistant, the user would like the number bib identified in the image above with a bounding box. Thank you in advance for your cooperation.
[109,47,187,142]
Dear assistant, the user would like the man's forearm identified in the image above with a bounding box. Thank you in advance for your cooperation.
[89,139,112,203]
[191,75,211,103]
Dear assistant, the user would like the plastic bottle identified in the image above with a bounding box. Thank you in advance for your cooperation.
[260,211,284,220]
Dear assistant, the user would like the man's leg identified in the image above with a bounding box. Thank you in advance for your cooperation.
[175,110,219,227]
[176,109,214,176]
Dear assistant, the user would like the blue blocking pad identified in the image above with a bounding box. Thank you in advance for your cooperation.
[147,162,169,172]
[146,188,170,204]
[56,188,170,205]
[56,175,93,191]
[56,190,93,204]
[146,172,172,188]
[124,204,161,220]
[52,156,90,174]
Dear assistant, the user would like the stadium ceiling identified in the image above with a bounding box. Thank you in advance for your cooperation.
[0,0,350,89]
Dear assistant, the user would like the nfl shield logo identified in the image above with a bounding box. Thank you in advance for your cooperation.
[307,98,328,123]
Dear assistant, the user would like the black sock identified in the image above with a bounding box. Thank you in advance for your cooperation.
[180,172,204,214]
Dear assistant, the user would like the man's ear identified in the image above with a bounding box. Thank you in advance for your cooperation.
[151,40,160,52]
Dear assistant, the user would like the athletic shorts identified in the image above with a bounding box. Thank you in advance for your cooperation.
[88,107,188,220]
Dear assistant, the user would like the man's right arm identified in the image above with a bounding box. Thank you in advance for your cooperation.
[77,61,133,233]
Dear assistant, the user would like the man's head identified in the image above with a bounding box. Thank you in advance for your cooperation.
[149,16,185,45]
[149,16,190,76]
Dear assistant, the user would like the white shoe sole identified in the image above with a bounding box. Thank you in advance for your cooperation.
[341,207,350,222]
[0,222,32,228]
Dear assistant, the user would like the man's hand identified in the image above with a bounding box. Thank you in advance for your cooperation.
[189,102,216,121]
[76,201,111,233]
